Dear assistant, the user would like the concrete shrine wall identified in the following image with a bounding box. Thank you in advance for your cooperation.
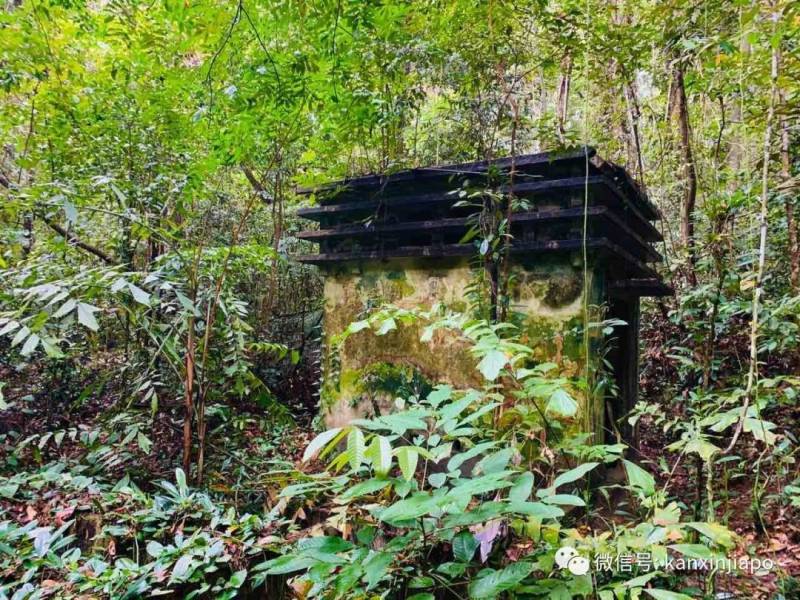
[318,255,608,441]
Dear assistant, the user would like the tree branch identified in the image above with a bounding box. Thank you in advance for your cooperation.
[240,165,273,204]
[41,216,117,265]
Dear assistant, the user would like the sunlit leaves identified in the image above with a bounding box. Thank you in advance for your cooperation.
[623,459,656,497]
[302,427,344,463]
[394,446,419,481]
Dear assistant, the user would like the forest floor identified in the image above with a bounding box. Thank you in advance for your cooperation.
[637,405,800,598]
[1,358,799,598]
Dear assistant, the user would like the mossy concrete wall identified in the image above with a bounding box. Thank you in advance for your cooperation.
[319,256,606,440]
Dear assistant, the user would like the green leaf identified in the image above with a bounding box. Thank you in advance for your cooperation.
[10,326,30,347]
[546,388,579,417]
[376,317,397,335]
[137,432,152,454]
[0,483,19,499]
[0,320,19,336]
[379,492,438,523]
[63,198,78,224]
[473,448,513,476]
[77,303,100,331]
[365,435,392,477]
[644,589,694,600]
[507,501,564,519]
[395,446,419,481]
[229,569,247,588]
[447,442,496,473]
[623,459,655,497]
[146,541,164,558]
[541,494,585,506]
[363,551,393,589]
[303,427,343,463]
[468,562,533,598]
[128,283,151,305]
[337,478,391,502]
[347,427,365,470]
[20,333,40,356]
[175,468,188,495]
[52,299,76,319]
[686,521,736,548]
[551,462,598,490]
[172,555,195,581]
[509,472,534,503]
[428,472,447,488]
[477,350,507,381]
[453,530,479,562]
[258,555,316,575]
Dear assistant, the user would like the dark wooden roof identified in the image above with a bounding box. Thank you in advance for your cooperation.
[295,148,671,297]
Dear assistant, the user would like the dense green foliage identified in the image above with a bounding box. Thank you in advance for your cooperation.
[0,0,799,598]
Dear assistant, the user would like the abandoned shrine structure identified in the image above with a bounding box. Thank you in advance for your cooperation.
[296,147,670,442]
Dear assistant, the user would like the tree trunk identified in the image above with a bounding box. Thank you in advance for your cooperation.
[556,54,572,142]
[778,51,799,291]
[182,315,195,476]
[670,61,698,284]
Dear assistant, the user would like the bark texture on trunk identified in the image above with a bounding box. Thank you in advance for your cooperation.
[670,61,698,283]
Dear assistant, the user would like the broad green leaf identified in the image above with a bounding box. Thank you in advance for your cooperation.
[623,459,655,497]
[229,569,247,588]
[52,299,76,319]
[303,427,343,463]
[473,448,513,476]
[20,333,40,356]
[365,435,392,477]
[686,522,736,548]
[428,472,447,488]
[378,492,438,523]
[10,326,30,347]
[146,541,164,558]
[468,562,533,598]
[546,388,579,417]
[363,551,393,589]
[257,555,316,575]
[376,317,397,335]
[542,494,585,506]
[447,442,496,473]
[395,446,419,481]
[128,283,151,305]
[0,320,19,336]
[551,462,599,490]
[171,555,195,580]
[477,350,507,381]
[337,478,391,502]
[644,589,694,600]
[509,472,534,503]
[507,501,564,519]
[347,427,365,470]
[137,432,152,454]
[426,385,452,407]
[77,303,100,331]
[452,530,479,562]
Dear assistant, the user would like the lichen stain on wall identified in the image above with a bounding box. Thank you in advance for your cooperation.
[319,255,606,438]
[320,258,478,428]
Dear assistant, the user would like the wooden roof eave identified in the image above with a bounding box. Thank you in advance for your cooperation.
[297,206,662,263]
[296,176,662,243]
[296,147,596,197]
